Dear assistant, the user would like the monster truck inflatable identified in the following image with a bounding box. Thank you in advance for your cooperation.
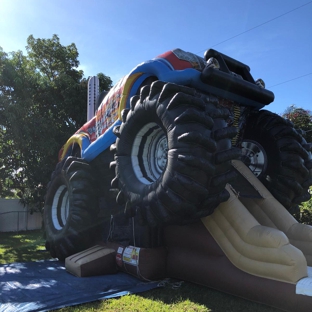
[43,48,312,311]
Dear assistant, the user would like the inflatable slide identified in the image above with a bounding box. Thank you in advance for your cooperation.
[65,160,312,312]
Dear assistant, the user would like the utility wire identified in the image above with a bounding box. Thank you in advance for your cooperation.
[269,72,312,88]
[195,1,312,89]
[197,1,312,53]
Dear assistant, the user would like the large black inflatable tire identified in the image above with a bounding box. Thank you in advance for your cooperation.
[241,110,312,212]
[44,157,98,260]
[110,81,240,225]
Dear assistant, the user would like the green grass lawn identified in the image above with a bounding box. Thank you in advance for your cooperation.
[0,230,51,264]
[0,230,282,312]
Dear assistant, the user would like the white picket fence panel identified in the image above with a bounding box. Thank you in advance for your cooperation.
[0,199,42,232]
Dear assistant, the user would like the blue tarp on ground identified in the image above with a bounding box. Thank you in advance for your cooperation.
[0,259,160,312]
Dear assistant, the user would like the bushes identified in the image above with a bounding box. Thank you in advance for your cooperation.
[296,187,312,225]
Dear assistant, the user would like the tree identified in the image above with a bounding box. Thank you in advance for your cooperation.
[0,35,112,211]
[97,72,113,92]
[282,105,312,143]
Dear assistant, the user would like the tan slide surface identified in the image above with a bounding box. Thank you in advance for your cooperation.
[202,160,311,284]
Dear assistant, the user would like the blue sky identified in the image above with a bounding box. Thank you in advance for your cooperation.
[1,0,311,115]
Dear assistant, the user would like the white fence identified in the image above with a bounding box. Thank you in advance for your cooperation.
[0,199,42,232]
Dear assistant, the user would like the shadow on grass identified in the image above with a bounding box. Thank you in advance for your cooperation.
[0,230,51,264]
[139,280,283,312]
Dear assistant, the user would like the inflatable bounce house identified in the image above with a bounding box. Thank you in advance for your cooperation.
[43,48,312,311]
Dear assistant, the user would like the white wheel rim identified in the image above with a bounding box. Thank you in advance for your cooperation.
[131,122,168,184]
[51,185,70,230]
[241,140,267,177]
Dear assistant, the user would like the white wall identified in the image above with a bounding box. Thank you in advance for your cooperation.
[0,199,42,232]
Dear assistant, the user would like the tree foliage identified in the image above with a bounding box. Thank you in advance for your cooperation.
[282,106,312,224]
[282,105,312,143]
[97,72,113,92]
[0,35,112,210]
[296,188,312,225]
